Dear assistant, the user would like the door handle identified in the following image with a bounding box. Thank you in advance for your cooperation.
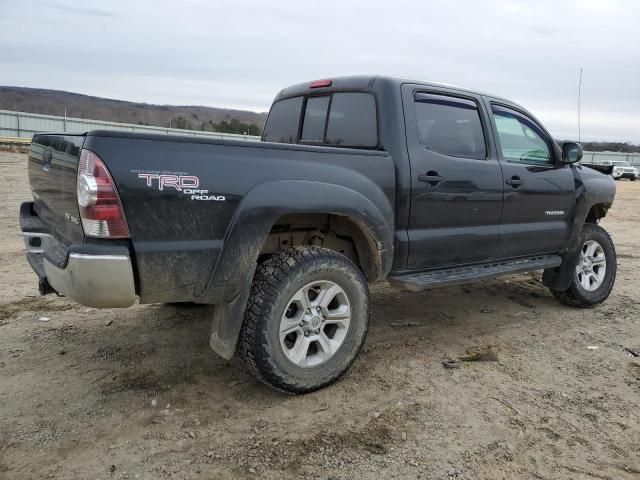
[418,171,444,186]
[506,176,524,187]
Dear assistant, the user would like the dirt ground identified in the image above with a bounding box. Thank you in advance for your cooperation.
[1,150,639,480]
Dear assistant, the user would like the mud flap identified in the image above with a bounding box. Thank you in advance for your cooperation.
[209,264,256,360]
[542,247,580,291]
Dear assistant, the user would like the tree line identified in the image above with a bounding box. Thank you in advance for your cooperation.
[580,141,640,153]
[170,116,261,136]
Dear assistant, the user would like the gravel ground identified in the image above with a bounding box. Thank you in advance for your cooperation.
[1,150,639,479]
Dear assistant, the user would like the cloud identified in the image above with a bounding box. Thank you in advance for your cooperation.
[0,0,638,142]
[44,1,118,18]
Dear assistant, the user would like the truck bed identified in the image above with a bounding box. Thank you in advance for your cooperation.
[26,130,396,304]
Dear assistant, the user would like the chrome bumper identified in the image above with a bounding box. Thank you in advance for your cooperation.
[21,202,137,308]
[42,252,137,308]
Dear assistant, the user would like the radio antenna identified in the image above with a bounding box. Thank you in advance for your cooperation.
[578,67,583,142]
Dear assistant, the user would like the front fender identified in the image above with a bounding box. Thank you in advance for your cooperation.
[196,180,394,304]
[543,165,615,290]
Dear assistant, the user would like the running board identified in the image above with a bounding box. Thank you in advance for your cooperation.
[388,255,562,292]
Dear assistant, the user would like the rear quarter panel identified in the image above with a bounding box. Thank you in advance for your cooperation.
[83,134,395,303]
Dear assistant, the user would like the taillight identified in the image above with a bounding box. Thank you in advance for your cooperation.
[77,149,129,238]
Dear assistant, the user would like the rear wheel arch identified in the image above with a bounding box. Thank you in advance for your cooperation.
[260,213,384,282]
[198,180,393,304]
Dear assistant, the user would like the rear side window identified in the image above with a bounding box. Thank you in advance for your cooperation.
[263,92,378,148]
[326,93,377,147]
[262,96,303,143]
[414,93,486,159]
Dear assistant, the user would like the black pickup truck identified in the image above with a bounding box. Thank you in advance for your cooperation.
[21,76,616,393]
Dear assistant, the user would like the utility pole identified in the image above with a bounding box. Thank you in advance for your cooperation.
[578,67,583,142]
[64,107,67,132]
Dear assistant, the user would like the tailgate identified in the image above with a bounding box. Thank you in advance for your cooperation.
[28,134,86,243]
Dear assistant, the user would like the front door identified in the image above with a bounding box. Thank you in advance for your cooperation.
[402,85,504,270]
[487,102,575,257]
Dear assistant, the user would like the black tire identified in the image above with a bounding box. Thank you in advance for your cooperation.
[631,177,637,182]
[238,246,370,394]
[550,223,616,307]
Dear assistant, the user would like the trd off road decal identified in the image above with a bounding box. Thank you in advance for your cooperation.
[131,170,225,201]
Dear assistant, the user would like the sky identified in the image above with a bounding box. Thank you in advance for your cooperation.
[1,0,639,142]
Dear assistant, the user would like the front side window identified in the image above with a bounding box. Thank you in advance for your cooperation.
[491,105,551,165]
[414,93,487,159]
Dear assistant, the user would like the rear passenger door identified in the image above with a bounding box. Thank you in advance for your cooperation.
[402,85,504,270]
[487,102,575,257]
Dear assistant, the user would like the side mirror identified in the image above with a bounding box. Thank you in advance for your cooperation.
[562,142,583,164]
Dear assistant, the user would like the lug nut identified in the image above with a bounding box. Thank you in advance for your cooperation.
[316,307,321,312]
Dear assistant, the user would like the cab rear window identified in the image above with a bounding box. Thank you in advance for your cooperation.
[261,96,303,144]
[262,92,378,148]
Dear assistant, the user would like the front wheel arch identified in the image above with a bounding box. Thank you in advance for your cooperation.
[585,203,610,224]
[547,223,616,307]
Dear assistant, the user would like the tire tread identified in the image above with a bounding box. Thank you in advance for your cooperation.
[550,223,616,308]
[238,246,369,394]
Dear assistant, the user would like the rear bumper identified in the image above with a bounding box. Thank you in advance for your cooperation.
[42,252,136,308]
[20,202,137,308]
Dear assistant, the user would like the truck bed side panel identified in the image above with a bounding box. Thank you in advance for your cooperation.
[83,134,395,304]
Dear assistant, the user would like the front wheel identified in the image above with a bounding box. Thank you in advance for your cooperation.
[239,246,370,394]
[549,223,616,307]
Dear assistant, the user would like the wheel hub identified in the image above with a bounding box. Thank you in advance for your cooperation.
[575,239,606,292]
[300,313,323,333]
[279,280,352,367]
[310,316,321,329]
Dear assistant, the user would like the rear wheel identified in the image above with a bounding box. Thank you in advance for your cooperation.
[550,223,616,307]
[239,246,370,394]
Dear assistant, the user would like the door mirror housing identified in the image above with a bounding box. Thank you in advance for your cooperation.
[561,142,583,164]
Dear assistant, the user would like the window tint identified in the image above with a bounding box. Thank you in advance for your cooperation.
[414,93,486,159]
[326,93,377,147]
[301,96,330,142]
[491,105,551,164]
[263,92,378,148]
[262,96,303,143]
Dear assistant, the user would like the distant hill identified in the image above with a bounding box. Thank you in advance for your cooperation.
[0,86,267,135]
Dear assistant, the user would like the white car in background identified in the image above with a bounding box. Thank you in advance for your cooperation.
[611,160,638,181]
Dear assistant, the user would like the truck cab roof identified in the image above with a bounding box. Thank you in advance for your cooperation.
[274,75,511,104]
